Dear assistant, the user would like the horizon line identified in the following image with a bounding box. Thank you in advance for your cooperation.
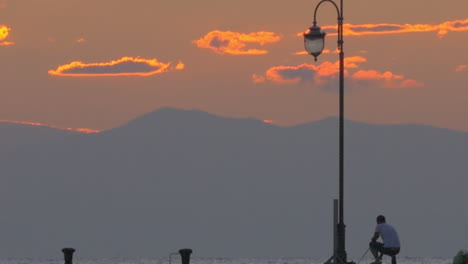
[1,108,467,134]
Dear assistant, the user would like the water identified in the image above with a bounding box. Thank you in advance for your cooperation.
[0,257,452,264]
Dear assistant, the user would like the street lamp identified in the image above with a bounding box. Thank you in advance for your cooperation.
[304,1,351,264]
[303,25,326,61]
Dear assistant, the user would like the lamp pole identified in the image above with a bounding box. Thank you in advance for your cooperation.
[303,0,349,263]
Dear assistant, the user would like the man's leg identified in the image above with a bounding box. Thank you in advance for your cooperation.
[382,248,399,264]
[390,248,399,264]
[369,242,384,263]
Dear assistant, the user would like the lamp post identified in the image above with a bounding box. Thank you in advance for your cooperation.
[303,1,350,264]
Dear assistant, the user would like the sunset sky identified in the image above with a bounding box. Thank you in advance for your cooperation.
[1,0,467,132]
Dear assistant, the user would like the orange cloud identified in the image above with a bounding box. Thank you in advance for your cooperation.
[253,56,363,85]
[193,30,281,55]
[298,18,468,38]
[49,57,184,77]
[0,120,101,134]
[76,38,86,43]
[294,49,339,56]
[0,25,14,46]
[352,70,423,88]
[253,56,423,89]
[175,61,185,70]
[455,65,467,72]
[0,26,9,40]
[293,51,308,56]
[252,74,266,83]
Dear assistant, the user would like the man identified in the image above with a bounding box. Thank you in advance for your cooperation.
[369,215,400,264]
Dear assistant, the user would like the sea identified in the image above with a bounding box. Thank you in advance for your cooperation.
[0,257,453,264]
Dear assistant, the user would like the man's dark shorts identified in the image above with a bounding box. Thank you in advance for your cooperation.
[369,241,400,256]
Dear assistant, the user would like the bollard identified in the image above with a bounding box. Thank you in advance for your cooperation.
[178,248,193,264]
[62,248,76,264]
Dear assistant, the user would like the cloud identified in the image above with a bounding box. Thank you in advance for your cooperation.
[48,57,184,77]
[352,70,423,88]
[0,120,101,134]
[299,18,468,38]
[193,30,281,55]
[0,25,14,46]
[0,0,7,8]
[76,38,86,43]
[175,61,185,70]
[253,56,363,84]
[455,65,467,72]
[294,49,339,56]
[253,56,423,89]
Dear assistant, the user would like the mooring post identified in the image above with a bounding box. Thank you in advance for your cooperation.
[179,248,193,264]
[62,248,76,264]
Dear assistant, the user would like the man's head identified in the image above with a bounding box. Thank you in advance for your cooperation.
[376,215,386,224]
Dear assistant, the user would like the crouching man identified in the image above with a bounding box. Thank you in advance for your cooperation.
[369,215,400,264]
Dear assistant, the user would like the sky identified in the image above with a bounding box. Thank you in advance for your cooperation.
[0,0,467,132]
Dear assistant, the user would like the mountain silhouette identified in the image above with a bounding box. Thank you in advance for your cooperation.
[0,122,77,150]
[1,108,467,259]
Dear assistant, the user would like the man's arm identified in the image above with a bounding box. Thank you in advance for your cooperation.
[371,232,379,242]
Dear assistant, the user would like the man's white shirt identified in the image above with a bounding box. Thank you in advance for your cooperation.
[375,223,400,248]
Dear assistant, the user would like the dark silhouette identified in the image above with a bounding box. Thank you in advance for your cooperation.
[61,248,76,264]
[179,248,193,264]
[369,215,400,264]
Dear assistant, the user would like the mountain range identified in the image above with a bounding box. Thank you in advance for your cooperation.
[1,108,467,259]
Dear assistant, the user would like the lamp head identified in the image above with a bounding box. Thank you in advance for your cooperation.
[303,25,326,61]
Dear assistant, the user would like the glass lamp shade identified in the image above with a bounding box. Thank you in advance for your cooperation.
[303,25,326,61]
